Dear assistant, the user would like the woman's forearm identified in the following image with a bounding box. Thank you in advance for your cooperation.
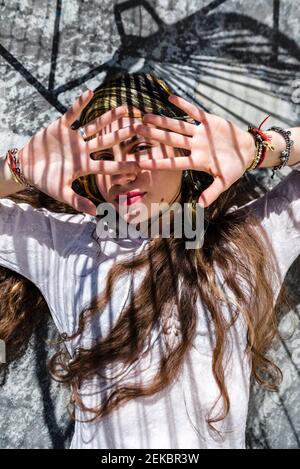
[0,155,26,198]
[259,127,300,169]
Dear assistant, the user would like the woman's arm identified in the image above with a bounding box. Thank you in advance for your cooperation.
[135,93,300,207]
[257,127,300,169]
[1,91,141,215]
[0,156,26,198]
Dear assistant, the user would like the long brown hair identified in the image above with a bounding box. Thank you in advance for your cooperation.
[0,73,294,434]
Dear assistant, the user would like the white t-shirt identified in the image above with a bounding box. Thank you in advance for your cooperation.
[1,165,300,449]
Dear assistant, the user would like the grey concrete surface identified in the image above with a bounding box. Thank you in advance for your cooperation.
[0,0,300,448]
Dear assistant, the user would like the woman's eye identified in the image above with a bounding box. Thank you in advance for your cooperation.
[133,145,151,153]
[96,145,151,160]
[98,154,114,161]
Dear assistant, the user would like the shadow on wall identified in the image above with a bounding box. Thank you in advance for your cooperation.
[0,0,299,125]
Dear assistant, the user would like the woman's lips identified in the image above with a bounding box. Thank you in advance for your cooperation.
[115,192,147,206]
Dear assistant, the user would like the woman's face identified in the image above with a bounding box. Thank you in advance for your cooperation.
[93,105,183,226]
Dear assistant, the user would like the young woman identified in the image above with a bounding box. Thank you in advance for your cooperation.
[0,73,300,449]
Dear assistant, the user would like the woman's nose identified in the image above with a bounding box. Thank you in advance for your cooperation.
[111,171,137,186]
[111,148,140,184]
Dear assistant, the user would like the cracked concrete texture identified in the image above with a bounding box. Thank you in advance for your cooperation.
[0,0,300,448]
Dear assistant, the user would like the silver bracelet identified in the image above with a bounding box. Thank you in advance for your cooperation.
[267,127,294,179]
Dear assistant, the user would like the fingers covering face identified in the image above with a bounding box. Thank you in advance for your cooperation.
[80,105,129,138]
[88,159,141,176]
[142,114,197,136]
[135,125,193,150]
[135,155,205,172]
[84,125,139,153]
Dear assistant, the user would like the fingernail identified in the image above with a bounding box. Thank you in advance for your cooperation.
[83,89,92,97]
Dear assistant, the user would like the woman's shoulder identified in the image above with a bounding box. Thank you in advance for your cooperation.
[0,196,97,249]
[0,196,95,224]
[236,166,300,220]
[236,166,300,289]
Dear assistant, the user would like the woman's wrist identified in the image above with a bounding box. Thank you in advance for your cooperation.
[0,155,26,197]
[258,127,299,169]
[244,131,257,170]
[244,126,299,172]
[258,129,289,169]
[5,147,34,191]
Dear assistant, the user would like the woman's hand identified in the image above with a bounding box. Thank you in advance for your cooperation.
[135,95,255,207]
[17,90,140,216]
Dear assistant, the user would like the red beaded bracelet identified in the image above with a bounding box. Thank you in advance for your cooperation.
[246,115,275,171]
[5,148,34,190]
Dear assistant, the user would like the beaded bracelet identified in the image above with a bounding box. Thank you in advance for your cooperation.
[246,129,275,171]
[266,127,294,179]
[5,148,34,190]
[246,115,275,171]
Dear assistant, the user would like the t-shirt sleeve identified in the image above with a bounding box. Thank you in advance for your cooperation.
[0,197,95,338]
[0,198,55,286]
[244,163,300,297]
